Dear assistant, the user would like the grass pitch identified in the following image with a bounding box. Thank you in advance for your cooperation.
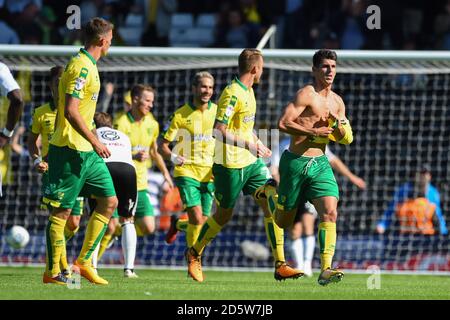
[0,266,449,300]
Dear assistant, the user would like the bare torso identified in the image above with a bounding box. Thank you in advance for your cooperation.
[289,85,342,157]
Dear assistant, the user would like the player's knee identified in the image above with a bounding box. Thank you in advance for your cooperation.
[108,196,119,211]
[67,216,81,230]
[213,207,233,226]
[275,212,291,228]
[321,209,338,223]
[141,224,155,235]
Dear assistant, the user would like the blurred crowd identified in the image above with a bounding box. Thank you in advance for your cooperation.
[0,0,449,49]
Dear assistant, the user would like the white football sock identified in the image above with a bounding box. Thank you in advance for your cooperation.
[290,238,304,270]
[91,242,100,269]
[303,235,316,274]
[122,221,137,270]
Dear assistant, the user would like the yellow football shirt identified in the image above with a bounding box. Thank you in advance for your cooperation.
[50,48,100,152]
[215,77,257,168]
[163,101,217,182]
[114,111,159,191]
[30,101,57,158]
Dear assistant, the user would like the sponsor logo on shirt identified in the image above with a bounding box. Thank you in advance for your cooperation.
[100,130,119,141]
[243,114,255,123]
[193,134,214,142]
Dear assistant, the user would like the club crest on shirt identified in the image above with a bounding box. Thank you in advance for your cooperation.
[225,105,234,117]
[74,77,86,91]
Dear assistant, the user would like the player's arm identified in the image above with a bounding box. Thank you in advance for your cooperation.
[150,140,174,188]
[27,110,48,173]
[64,95,110,158]
[329,96,353,145]
[158,112,186,165]
[329,156,366,189]
[0,89,24,147]
[278,89,332,137]
[159,138,186,166]
[27,132,48,173]
[214,121,270,158]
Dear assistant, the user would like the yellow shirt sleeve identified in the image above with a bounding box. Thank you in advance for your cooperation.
[65,63,89,100]
[216,88,239,125]
[30,108,41,135]
[163,113,179,142]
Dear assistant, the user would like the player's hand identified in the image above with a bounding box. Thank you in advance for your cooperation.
[376,225,385,234]
[0,135,9,148]
[94,141,111,158]
[249,141,272,158]
[164,173,174,189]
[313,126,334,137]
[170,153,186,166]
[351,176,367,190]
[34,161,48,173]
[133,151,150,162]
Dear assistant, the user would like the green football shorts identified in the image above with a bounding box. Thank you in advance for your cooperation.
[175,176,214,216]
[135,190,154,218]
[43,145,116,210]
[213,158,272,209]
[41,171,84,215]
[277,151,339,211]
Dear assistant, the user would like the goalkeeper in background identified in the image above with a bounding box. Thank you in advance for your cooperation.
[43,18,118,285]
[273,49,353,286]
[27,66,85,277]
[159,71,216,249]
[185,49,303,283]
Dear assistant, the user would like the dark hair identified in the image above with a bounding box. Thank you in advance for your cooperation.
[50,66,63,81]
[94,112,113,128]
[130,84,155,99]
[313,49,337,68]
[83,17,114,46]
[238,48,262,74]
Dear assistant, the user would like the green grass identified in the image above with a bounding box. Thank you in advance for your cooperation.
[0,266,449,300]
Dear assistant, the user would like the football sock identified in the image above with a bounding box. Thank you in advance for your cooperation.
[303,235,315,271]
[114,223,122,237]
[135,223,144,237]
[176,219,188,232]
[45,215,66,277]
[186,223,202,247]
[60,225,79,271]
[290,238,304,270]
[121,221,137,270]
[76,212,109,266]
[318,222,336,271]
[64,225,79,242]
[192,217,222,255]
[263,216,285,264]
[91,243,99,269]
[97,233,113,262]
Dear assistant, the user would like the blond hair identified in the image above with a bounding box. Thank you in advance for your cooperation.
[238,48,262,74]
[192,71,214,87]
